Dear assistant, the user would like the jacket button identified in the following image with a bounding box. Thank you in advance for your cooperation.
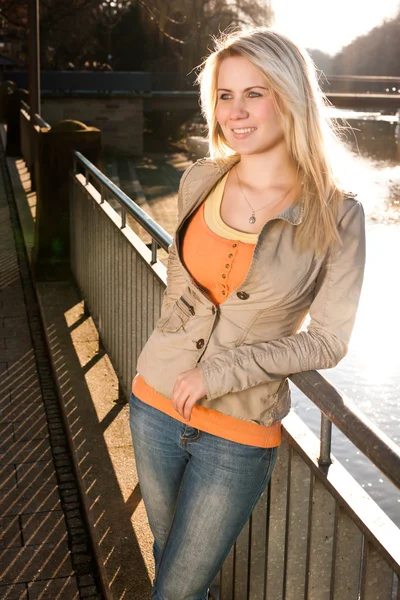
[228,253,233,258]
[237,291,250,300]
[196,339,205,349]
[211,306,216,314]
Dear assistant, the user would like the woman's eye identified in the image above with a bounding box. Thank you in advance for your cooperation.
[219,93,232,100]
[248,91,262,97]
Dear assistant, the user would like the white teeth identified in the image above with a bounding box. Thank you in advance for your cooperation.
[233,127,256,134]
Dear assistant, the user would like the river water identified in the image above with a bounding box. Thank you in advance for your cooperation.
[289,108,400,527]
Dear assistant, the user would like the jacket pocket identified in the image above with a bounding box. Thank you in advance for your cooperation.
[156,295,194,333]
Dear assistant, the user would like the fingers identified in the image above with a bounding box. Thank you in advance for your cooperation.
[171,369,206,422]
[172,390,192,421]
[171,379,186,418]
[171,377,193,421]
[183,396,196,422]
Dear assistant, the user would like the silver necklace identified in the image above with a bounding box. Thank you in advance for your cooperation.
[235,166,292,224]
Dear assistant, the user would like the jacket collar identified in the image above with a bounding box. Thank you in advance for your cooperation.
[181,156,304,227]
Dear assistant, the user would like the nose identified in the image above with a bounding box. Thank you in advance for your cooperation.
[230,98,249,120]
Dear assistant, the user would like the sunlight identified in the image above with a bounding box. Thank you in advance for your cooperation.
[329,133,400,222]
[349,224,400,382]
[272,0,400,55]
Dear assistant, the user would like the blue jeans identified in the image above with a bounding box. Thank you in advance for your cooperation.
[129,393,278,600]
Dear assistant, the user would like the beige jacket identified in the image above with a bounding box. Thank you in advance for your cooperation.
[137,157,366,426]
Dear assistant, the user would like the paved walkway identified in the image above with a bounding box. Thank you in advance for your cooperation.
[0,146,102,598]
[0,133,195,599]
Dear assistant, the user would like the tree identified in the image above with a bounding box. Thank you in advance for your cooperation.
[332,10,400,76]
[39,0,132,69]
[0,0,27,28]
[307,48,333,77]
[119,0,274,73]
[1,0,274,71]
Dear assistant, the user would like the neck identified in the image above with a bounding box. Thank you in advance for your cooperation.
[236,149,300,191]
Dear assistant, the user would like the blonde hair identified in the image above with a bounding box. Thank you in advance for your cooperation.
[196,27,345,255]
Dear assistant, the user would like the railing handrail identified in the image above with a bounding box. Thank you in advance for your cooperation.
[21,100,51,128]
[73,150,400,492]
[74,151,171,252]
[290,371,400,489]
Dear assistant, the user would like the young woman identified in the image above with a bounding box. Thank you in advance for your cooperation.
[130,27,366,600]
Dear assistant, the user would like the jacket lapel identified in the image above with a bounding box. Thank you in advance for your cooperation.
[177,157,240,226]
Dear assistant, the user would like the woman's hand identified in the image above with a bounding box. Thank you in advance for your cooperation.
[171,368,207,422]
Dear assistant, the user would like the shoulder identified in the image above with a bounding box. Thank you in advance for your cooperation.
[179,156,237,191]
[337,194,365,227]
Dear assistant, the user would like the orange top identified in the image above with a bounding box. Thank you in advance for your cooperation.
[132,175,281,448]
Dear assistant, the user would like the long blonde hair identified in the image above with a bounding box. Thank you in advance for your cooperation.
[196,27,346,255]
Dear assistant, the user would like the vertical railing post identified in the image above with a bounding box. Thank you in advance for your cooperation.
[151,239,158,265]
[319,414,333,467]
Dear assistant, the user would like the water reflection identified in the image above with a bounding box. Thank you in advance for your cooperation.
[292,108,400,526]
[343,118,398,161]
[327,108,400,224]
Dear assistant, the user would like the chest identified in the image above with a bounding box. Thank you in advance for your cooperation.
[179,207,320,309]
[220,176,296,235]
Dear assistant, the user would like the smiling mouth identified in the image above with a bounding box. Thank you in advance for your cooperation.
[232,127,257,134]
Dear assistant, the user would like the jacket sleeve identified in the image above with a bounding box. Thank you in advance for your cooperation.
[197,200,366,401]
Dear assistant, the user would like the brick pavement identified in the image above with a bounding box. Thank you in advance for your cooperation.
[0,154,102,598]
[1,140,194,599]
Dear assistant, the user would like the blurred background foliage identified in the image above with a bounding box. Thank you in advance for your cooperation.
[0,0,399,75]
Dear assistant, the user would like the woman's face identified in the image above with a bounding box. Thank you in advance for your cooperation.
[215,55,285,156]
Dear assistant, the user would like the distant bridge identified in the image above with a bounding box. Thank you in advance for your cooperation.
[6,71,400,111]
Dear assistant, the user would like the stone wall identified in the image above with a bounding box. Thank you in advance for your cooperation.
[41,96,144,155]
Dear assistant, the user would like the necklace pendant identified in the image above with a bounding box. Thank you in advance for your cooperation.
[249,215,256,224]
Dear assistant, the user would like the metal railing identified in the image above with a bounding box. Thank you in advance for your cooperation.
[70,150,400,600]
[20,101,50,177]
[21,100,50,128]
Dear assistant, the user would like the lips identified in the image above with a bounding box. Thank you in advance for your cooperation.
[230,126,257,140]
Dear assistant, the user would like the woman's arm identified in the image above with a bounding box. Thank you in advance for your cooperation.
[197,200,366,401]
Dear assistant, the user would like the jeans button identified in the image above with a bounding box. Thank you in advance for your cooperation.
[196,339,205,349]
[237,291,250,300]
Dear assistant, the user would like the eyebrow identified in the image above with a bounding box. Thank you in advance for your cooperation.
[217,86,268,92]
